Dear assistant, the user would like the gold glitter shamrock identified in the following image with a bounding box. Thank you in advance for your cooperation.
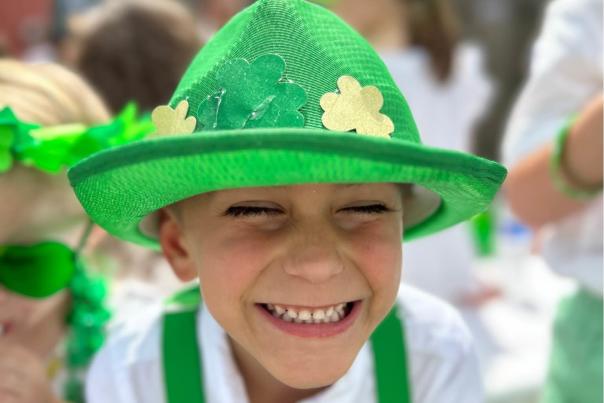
[320,76,394,138]
[151,100,197,136]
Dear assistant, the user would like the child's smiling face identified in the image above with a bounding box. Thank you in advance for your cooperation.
[160,183,403,389]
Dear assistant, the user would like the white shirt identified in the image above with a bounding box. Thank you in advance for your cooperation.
[502,0,603,296]
[381,44,493,302]
[86,285,483,403]
[382,44,493,153]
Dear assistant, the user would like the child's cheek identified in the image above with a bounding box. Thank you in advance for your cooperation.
[345,221,402,287]
[196,228,278,313]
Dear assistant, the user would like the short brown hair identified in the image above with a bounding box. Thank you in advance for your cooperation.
[73,0,202,113]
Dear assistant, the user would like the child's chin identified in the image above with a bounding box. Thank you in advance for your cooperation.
[269,359,352,390]
[278,373,343,390]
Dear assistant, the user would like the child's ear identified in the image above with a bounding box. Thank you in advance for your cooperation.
[158,208,198,282]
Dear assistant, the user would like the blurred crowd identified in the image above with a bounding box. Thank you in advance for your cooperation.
[0,0,601,402]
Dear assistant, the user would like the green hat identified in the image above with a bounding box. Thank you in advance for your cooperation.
[68,0,506,249]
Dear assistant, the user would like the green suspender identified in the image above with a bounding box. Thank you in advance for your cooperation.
[162,287,411,403]
[369,305,412,403]
[162,286,205,403]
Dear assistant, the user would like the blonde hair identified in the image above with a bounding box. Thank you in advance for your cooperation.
[0,60,111,243]
[0,59,110,125]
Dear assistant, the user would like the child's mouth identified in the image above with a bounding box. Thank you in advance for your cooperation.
[260,302,354,324]
[256,300,361,338]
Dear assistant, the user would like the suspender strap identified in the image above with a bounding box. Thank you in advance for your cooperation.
[370,305,412,403]
[163,286,411,403]
[162,287,205,403]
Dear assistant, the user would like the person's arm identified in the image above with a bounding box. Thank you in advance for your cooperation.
[504,94,603,229]
[502,0,602,228]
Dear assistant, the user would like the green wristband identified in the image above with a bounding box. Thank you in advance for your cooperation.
[549,117,602,200]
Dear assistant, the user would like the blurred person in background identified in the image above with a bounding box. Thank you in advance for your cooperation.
[502,0,603,401]
[51,0,102,63]
[0,59,150,402]
[0,59,110,403]
[331,0,496,305]
[69,0,202,114]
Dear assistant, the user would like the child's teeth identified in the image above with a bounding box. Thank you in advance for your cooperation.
[312,309,325,321]
[298,310,311,321]
[329,311,341,322]
[265,302,351,324]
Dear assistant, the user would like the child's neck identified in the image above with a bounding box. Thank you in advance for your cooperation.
[229,337,328,403]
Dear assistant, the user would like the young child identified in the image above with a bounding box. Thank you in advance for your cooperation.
[70,1,506,402]
[0,59,151,403]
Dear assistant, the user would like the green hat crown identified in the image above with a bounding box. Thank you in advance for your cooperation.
[69,0,506,248]
[161,0,419,141]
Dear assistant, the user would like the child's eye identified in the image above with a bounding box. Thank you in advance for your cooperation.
[341,204,390,214]
[225,206,283,217]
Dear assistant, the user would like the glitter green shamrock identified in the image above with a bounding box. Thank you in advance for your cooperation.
[197,54,307,130]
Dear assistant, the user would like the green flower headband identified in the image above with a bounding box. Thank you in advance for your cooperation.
[0,102,154,174]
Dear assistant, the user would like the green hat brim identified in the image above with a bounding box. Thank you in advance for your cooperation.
[68,128,506,249]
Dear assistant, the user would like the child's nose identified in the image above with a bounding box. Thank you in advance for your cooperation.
[282,237,345,284]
